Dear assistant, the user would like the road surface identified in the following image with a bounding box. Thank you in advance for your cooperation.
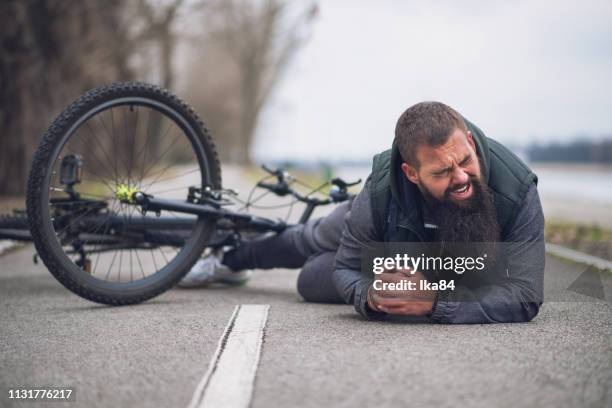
[1,242,611,408]
[1,166,611,407]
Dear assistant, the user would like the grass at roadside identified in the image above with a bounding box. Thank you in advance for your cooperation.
[545,220,611,261]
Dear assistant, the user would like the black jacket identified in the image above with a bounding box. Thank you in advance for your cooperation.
[332,120,545,323]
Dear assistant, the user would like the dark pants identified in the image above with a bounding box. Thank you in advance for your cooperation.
[223,202,350,303]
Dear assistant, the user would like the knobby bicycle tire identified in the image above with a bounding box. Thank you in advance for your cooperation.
[26,81,221,305]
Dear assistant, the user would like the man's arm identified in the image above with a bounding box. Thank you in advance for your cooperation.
[332,179,545,323]
[429,183,545,324]
[332,178,388,319]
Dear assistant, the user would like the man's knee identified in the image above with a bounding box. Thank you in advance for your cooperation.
[296,268,314,301]
[296,252,343,304]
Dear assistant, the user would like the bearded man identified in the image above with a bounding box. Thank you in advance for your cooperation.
[180,102,545,324]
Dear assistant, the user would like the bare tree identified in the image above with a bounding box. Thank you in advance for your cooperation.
[0,0,135,196]
[187,0,317,163]
[0,0,316,196]
[133,0,187,90]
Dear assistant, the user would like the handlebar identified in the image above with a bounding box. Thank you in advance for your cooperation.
[261,164,291,184]
[257,164,361,205]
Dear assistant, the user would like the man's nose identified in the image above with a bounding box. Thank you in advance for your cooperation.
[451,167,469,185]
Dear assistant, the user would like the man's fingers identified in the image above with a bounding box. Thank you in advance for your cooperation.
[374,298,428,307]
[373,291,433,303]
[395,267,414,277]
[373,299,409,307]
[376,303,413,313]
[376,301,434,316]
[378,272,409,283]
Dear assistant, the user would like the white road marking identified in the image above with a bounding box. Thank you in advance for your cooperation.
[188,304,270,408]
[546,242,612,271]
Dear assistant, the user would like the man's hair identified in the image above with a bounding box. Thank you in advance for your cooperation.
[394,101,467,167]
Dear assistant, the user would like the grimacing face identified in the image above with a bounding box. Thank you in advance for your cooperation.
[400,128,482,206]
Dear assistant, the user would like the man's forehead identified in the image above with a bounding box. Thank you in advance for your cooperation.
[416,130,471,167]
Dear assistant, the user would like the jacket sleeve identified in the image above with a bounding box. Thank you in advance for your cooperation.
[429,183,545,324]
[331,179,388,319]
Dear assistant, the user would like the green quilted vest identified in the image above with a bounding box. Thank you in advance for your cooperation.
[369,118,538,241]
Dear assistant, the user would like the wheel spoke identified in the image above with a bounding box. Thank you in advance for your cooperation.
[33,90,216,304]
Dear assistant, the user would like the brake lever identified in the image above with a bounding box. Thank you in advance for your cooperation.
[330,177,361,189]
[261,164,283,177]
[257,180,291,196]
[346,178,361,187]
[261,164,294,186]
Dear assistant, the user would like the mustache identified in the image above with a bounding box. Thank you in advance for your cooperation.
[422,176,500,243]
[444,182,474,200]
[446,180,470,194]
[442,176,478,207]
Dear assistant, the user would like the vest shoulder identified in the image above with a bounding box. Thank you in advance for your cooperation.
[372,149,392,173]
[369,149,393,238]
[486,137,538,238]
[488,137,534,179]
[370,149,392,194]
[487,137,537,206]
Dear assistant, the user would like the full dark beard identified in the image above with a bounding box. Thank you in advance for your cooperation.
[421,175,500,245]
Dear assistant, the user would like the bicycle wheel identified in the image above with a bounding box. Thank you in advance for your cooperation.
[27,81,221,305]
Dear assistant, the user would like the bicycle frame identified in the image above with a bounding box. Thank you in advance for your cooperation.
[1,163,359,251]
[134,194,288,233]
[11,82,363,305]
[0,190,314,245]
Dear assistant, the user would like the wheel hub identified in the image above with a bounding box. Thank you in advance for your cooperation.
[115,184,138,203]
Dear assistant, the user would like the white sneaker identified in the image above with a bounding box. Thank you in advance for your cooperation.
[178,252,252,288]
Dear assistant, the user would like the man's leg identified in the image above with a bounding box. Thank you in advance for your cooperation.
[179,200,350,287]
[223,200,350,271]
[296,251,344,303]
[222,230,308,271]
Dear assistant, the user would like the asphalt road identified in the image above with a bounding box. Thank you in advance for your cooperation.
[1,244,611,408]
[1,166,611,407]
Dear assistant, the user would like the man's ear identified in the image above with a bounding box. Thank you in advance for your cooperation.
[466,130,476,151]
[401,162,419,184]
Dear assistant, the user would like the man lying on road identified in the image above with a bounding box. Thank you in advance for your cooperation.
[179,101,545,324]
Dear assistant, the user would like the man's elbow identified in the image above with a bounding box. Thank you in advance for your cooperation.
[331,268,360,305]
[520,301,542,322]
[486,300,542,323]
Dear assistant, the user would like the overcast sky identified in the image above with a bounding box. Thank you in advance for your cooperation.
[253,0,612,163]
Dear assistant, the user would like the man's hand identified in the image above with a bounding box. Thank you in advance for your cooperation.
[367,269,436,316]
